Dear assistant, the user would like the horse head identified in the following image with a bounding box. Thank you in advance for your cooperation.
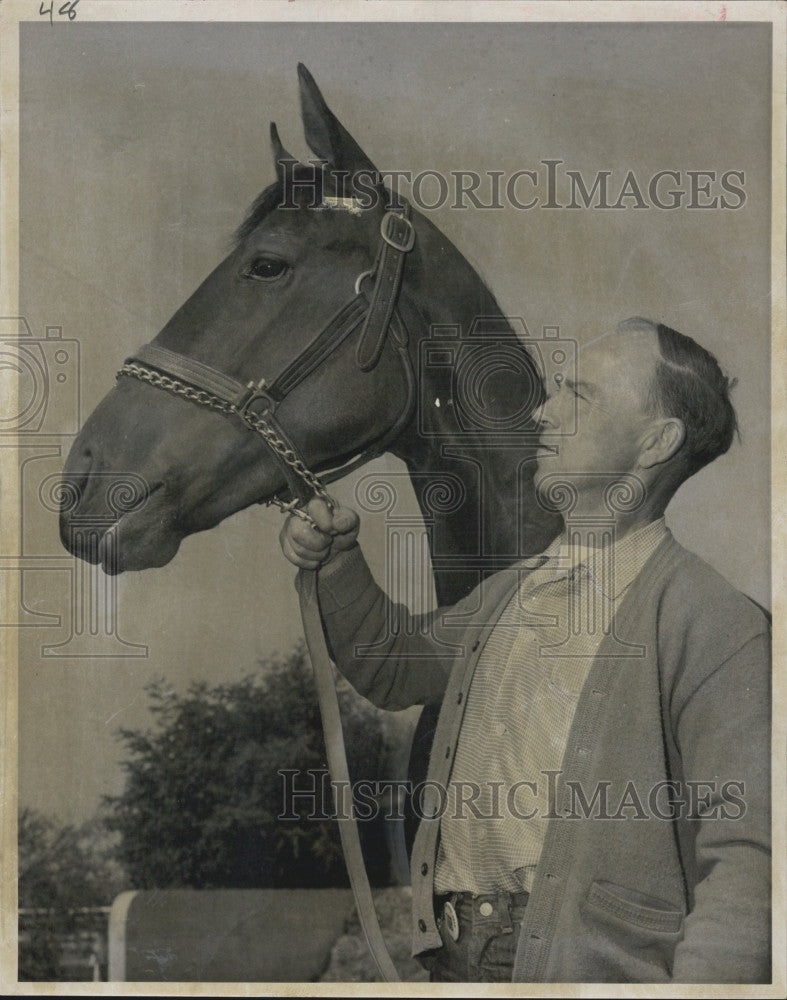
[61,66,429,573]
[61,64,554,581]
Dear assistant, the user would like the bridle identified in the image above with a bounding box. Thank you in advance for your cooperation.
[117,204,417,516]
[115,202,417,982]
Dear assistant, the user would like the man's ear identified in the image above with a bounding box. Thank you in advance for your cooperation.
[637,418,686,469]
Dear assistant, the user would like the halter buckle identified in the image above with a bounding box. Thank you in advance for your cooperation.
[380,211,415,254]
[238,378,277,416]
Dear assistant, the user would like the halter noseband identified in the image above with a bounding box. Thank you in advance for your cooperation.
[117,205,417,514]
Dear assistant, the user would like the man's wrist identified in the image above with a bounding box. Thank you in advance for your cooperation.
[316,543,375,615]
[319,541,361,577]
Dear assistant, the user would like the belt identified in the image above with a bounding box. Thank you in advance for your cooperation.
[437,890,530,908]
[436,889,529,942]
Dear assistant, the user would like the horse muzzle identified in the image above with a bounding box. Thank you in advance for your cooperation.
[58,437,175,572]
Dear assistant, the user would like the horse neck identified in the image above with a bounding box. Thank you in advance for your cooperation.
[391,214,562,605]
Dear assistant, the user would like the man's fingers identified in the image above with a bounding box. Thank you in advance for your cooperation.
[289,534,329,561]
[332,505,360,535]
[306,498,335,533]
[289,514,332,552]
[280,533,323,570]
[279,501,360,569]
[280,514,330,566]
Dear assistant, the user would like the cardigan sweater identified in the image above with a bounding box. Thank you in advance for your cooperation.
[314,530,771,983]
[433,518,668,895]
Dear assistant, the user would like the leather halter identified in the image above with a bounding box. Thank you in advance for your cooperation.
[117,204,417,506]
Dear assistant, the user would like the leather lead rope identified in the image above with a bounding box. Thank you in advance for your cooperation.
[297,568,402,982]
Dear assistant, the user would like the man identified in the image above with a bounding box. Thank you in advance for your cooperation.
[279,317,771,983]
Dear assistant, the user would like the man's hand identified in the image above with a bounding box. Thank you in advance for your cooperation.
[279,498,360,570]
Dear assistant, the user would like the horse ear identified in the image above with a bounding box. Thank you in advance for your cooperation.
[297,63,377,181]
[270,122,297,184]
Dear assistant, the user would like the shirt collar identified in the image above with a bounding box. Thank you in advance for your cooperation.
[524,518,667,599]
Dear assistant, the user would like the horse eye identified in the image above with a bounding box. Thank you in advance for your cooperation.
[243,257,288,281]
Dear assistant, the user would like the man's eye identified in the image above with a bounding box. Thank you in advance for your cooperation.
[243,257,288,281]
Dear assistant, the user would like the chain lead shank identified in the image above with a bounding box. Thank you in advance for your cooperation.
[117,362,334,526]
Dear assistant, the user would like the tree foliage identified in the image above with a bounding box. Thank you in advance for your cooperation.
[18,808,127,980]
[19,808,124,911]
[104,643,391,890]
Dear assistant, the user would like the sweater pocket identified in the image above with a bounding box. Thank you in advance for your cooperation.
[578,880,685,982]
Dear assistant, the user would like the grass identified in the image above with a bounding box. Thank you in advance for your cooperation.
[319,886,430,982]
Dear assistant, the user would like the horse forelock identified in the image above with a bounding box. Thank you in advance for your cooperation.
[233,180,289,246]
[234,164,368,247]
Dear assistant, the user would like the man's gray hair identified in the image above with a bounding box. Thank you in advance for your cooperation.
[617,316,739,479]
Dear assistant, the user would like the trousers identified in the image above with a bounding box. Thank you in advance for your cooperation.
[421,890,529,983]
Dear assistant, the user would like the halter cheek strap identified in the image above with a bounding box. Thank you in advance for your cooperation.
[357,210,415,371]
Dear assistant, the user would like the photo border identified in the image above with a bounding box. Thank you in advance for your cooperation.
[1,2,784,996]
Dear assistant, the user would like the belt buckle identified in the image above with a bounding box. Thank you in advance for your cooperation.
[442,899,460,942]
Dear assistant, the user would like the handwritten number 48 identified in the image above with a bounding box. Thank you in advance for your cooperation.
[39,1,80,24]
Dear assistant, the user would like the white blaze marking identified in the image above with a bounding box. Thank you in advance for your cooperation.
[319,196,364,216]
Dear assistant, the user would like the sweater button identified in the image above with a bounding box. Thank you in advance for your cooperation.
[421,863,429,876]
[422,786,441,817]
[418,919,427,932]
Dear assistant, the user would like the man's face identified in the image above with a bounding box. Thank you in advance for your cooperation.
[534,329,660,503]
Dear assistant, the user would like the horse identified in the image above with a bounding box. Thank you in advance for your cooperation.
[59,63,562,868]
